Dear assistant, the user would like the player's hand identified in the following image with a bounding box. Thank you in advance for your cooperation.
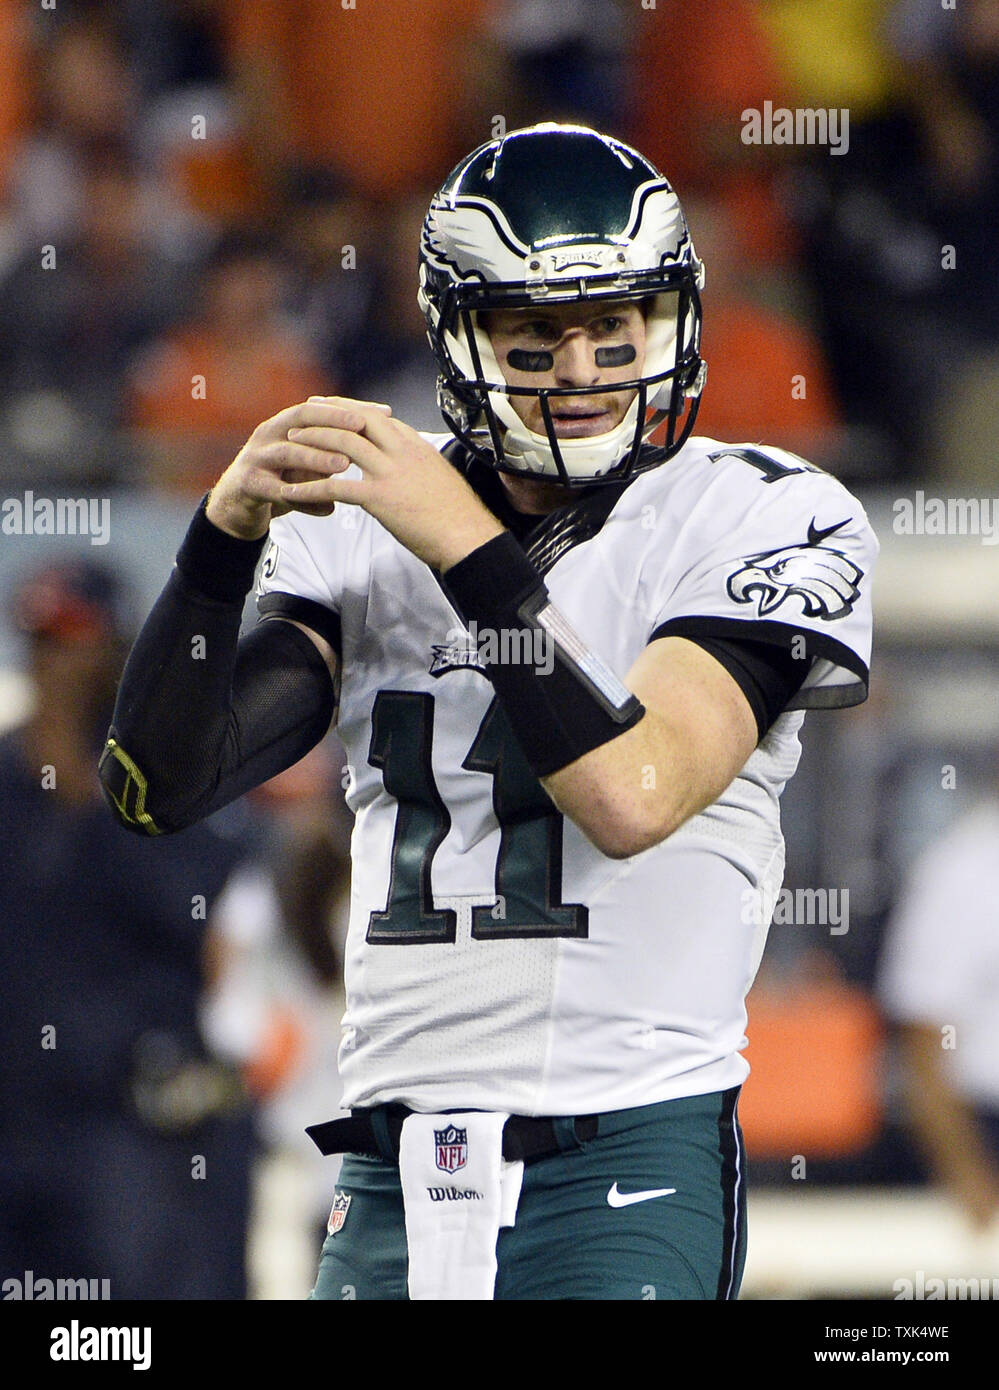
[281,399,505,571]
[205,397,394,541]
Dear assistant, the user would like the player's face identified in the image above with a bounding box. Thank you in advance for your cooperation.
[481,300,647,439]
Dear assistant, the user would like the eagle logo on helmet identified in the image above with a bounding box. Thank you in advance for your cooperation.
[726,519,863,621]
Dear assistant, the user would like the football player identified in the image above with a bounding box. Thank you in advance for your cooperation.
[100,124,877,1300]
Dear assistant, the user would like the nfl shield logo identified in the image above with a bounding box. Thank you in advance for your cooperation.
[327,1191,351,1235]
[434,1124,468,1173]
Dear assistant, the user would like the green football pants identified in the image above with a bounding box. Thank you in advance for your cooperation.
[310,1087,746,1301]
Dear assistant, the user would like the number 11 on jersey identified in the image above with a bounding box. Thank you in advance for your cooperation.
[366,690,588,944]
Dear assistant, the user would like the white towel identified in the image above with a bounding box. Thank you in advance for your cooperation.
[398,1112,524,1300]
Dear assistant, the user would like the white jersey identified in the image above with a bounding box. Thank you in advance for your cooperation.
[256,435,877,1116]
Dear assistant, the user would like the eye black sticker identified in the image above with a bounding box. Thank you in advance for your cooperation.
[506,349,554,372]
[594,344,636,368]
[505,343,636,373]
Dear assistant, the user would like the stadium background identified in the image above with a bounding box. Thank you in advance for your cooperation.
[1,0,997,1300]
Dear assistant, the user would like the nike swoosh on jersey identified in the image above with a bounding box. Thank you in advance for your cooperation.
[606,1182,677,1208]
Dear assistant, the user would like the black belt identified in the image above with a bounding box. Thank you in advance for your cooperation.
[306,1104,600,1165]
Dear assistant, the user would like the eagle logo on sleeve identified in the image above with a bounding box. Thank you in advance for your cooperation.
[726,519,863,620]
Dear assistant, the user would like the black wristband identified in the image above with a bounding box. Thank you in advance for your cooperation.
[442,532,645,777]
[443,531,548,627]
[175,493,269,604]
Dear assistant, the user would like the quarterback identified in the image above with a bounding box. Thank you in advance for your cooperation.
[100,125,877,1300]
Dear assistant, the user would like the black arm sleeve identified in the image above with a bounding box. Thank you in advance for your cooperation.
[682,635,810,740]
[99,500,337,835]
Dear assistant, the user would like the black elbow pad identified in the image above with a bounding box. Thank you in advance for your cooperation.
[99,737,169,836]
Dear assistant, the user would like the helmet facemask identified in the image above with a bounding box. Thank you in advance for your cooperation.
[423,275,704,487]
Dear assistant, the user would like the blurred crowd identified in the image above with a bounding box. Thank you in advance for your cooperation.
[0,0,996,492]
[2,0,998,1298]
[0,554,353,1297]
